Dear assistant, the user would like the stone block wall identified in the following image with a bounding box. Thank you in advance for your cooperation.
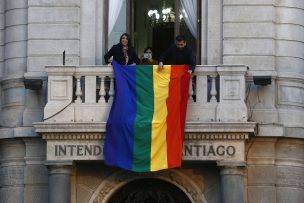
[223,0,276,71]
[223,0,304,138]
[0,1,303,203]
[0,139,48,203]
[28,0,80,71]
[0,1,4,78]
[275,1,304,138]
[246,137,304,203]
[0,140,25,203]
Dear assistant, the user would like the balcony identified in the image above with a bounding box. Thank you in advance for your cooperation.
[34,65,256,164]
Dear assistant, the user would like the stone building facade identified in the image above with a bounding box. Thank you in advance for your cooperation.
[0,0,303,203]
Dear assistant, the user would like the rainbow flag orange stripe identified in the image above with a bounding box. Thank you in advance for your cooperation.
[104,60,190,172]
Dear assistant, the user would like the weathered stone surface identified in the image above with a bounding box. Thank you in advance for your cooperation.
[28,0,80,6]
[0,140,25,203]
[248,165,276,184]
[0,1,303,203]
[248,186,276,203]
[276,187,304,203]
[45,138,247,162]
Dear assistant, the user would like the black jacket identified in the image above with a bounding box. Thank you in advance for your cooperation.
[159,44,196,72]
[104,43,139,65]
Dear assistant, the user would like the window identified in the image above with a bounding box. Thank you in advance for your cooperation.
[106,0,200,63]
[131,0,200,61]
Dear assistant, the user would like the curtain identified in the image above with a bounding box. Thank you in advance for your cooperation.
[108,0,124,36]
[180,0,197,39]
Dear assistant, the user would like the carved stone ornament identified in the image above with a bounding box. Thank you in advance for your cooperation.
[89,170,207,203]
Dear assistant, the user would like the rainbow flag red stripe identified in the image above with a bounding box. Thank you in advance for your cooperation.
[104,60,190,172]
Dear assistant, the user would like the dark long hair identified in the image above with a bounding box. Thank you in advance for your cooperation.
[119,33,131,47]
[144,46,153,53]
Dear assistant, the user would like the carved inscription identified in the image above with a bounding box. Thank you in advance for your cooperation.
[47,140,245,162]
[47,140,104,160]
[183,140,244,161]
[183,145,236,157]
[55,145,102,156]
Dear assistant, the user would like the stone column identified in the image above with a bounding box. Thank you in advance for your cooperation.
[46,161,73,203]
[23,138,48,203]
[1,0,27,128]
[0,139,25,203]
[218,161,246,203]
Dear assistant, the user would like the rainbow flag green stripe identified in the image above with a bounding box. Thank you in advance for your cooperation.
[133,65,154,171]
[104,61,190,172]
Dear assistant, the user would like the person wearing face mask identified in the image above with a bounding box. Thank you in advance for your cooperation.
[158,34,196,73]
[140,47,158,65]
[104,33,140,65]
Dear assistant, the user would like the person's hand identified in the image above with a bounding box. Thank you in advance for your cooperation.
[158,62,164,71]
[108,56,113,64]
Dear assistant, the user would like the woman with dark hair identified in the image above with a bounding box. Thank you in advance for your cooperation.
[104,33,139,65]
[140,46,158,65]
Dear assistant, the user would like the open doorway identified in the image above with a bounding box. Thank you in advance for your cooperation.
[107,178,192,203]
[133,0,175,60]
[132,0,199,62]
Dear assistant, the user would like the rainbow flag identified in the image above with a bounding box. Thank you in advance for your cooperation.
[104,60,190,172]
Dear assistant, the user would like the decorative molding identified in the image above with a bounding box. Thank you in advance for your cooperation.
[42,133,104,140]
[276,73,304,83]
[34,122,107,133]
[89,170,207,203]
[185,133,248,140]
[0,78,25,89]
[35,121,256,135]
[185,122,256,133]
[41,132,249,141]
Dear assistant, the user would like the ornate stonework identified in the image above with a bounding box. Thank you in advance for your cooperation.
[89,170,207,203]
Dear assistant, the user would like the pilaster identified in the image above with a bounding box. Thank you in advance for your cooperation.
[23,138,48,203]
[217,161,246,203]
[0,139,25,203]
[46,161,73,203]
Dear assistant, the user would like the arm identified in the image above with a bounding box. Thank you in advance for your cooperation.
[158,45,173,70]
[104,46,115,64]
[159,45,173,64]
[188,47,196,73]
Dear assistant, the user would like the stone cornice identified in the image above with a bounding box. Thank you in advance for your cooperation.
[40,132,249,140]
[185,122,256,134]
[42,133,104,140]
[34,122,107,133]
[0,77,25,89]
[185,133,249,140]
[34,121,256,134]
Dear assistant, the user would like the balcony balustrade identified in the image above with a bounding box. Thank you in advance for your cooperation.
[42,65,249,123]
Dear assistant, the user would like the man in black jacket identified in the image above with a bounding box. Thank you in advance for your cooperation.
[158,35,196,73]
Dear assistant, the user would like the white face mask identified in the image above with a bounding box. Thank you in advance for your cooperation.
[144,53,152,59]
